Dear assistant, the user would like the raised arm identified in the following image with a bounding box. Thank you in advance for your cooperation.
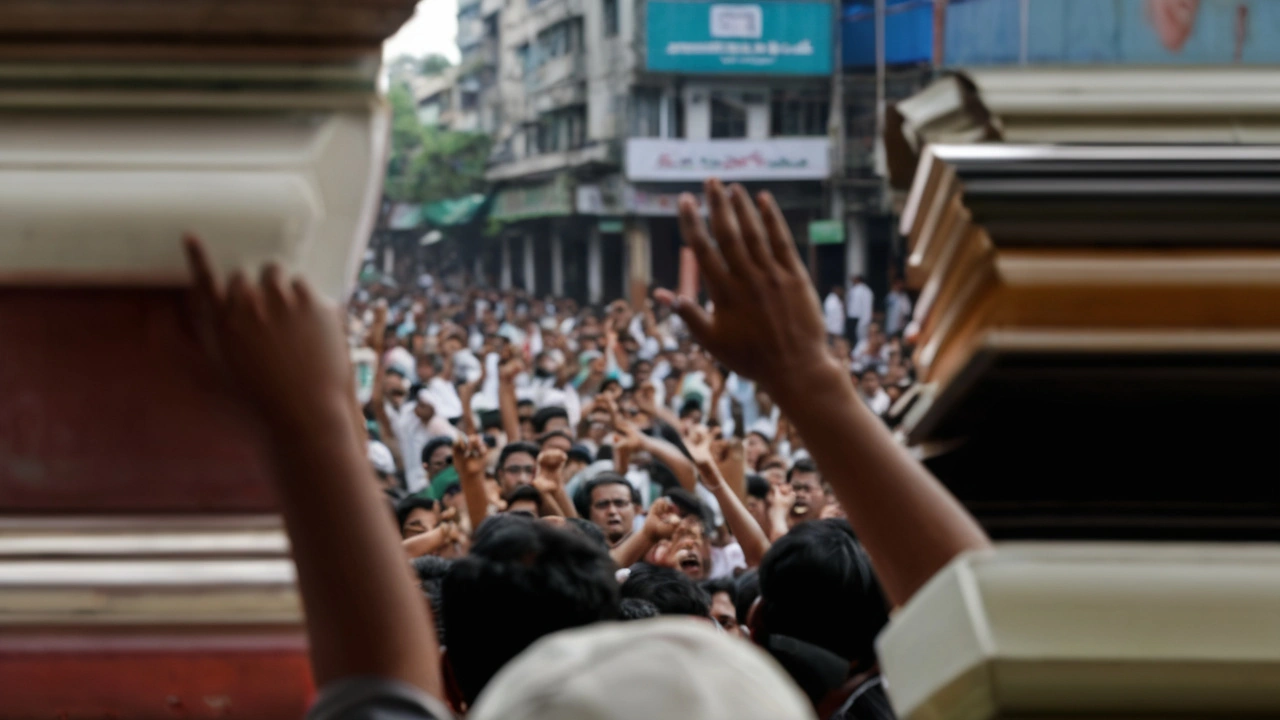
[455,434,491,534]
[533,448,578,519]
[610,497,680,568]
[654,180,990,607]
[184,237,442,697]
[688,429,770,567]
[366,303,404,469]
[498,358,523,442]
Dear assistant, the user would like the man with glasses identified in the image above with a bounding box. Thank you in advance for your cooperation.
[584,473,641,546]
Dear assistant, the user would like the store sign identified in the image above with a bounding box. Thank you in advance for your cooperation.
[626,138,830,182]
[808,219,844,245]
[646,1,833,75]
[491,176,573,222]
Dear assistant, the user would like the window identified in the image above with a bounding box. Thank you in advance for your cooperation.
[604,0,619,36]
[770,91,830,136]
[516,43,533,76]
[630,88,662,137]
[533,106,587,154]
[710,93,746,139]
[537,19,582,61]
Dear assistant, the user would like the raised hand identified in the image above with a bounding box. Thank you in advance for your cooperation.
[499,357,524,384]
[642,497,682,543]
[185,235,351,429]
[537,448,567,479]
[453,434,487,480]
[654,179,831,396]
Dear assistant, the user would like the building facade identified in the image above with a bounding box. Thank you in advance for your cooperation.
[460,0,934,305]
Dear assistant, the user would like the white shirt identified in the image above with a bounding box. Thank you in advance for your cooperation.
[709,542,747,580]
[423,378,463,421]
[392,403,460,493]
[861,389,892,416]
[823,293,845,336]
[885,290,913,336]
[846,282,873,321]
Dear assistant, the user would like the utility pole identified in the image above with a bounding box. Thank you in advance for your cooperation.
[826,0,845,281]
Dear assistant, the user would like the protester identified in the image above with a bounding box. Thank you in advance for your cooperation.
[180,173,989,720]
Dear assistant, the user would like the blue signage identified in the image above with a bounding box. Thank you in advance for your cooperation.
[646,1,833,75]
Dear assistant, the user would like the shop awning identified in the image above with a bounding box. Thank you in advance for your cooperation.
[422,193,487,227]
[490,175,574,222]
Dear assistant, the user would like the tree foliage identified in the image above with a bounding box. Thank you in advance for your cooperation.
[384,82,492,205]
[420,53,453,76]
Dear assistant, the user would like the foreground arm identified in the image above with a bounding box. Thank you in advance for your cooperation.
[610,497,680,568]
[689,430,770,567]
[185,238,442,697]
[655,181,990,607]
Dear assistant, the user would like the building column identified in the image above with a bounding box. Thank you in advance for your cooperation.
[587,227,603,305]
[550,231,565,297]
[626,218,651,308]
[473,249,485,287]
[845,215,867,280]
[500,236,513,290]
[522,233,536,293]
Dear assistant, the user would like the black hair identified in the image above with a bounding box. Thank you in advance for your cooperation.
[565,517,610,552]
[538,429,574,448]
[517,398,536,411]
[504,484,544,513]
[620,563,711,617]
[442,516,620,704]
[420,435,455,466]
[663,487,713,534]
[701,576,738,605]
[395,495,437,529]
[411,555,453,644]
[679,397,704,419]
[584,472,641,507]
[757,519,889,667]
[532,405,569,434]
[630,358,653,375]
[599,377,622,395]
[497,441,540,471]
[618,597,661,621]
[567,444,594,465]
[479,410,503,432]
[787,457,818,483]
[746,474,770,500]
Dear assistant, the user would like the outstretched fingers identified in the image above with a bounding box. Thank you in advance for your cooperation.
[705,179,756,280]
[756,191,803,274]
[677,193,730,302]
[728,184,773,271]
[183,234,223,307]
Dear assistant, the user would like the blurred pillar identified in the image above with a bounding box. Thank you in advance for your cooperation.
[551,232,565,297]
[588,228,603,304]
[500,236,512,290]
[523,233,536,293]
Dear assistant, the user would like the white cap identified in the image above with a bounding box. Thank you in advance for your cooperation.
[469,618,816,720]
[367,440,396,475]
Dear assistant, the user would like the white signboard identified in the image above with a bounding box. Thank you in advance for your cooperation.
[626,137,830,182]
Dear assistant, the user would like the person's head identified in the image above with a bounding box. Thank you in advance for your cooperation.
[599,377,623,400]
[663,489,713,581]
[617,597,660,621]
[441,330,466,356]
[497,441,539,493]
[830,284,844,298]
[585,407,612,443]
[585,473,640,544]
[851,274,865,286]
[891,277,905,293]
[442,516,620,705]
[411,555,453,644]
[384,369,409,405]
[754,520,890,706]
[702,577,741,636]
[787,458,824,522]
[421,436,455,480]
[396,496,439,539]
[538,429,574,455]
[745,473,770,530]
[858,370,883,397]
[744,431,772,470]
[416,353,444,382]
[532,406,570,435]
[564,516,610,552]
[678,397,704,425]
[413,392,437,423]
[566,444,593,477]
[620,563,711,617]
[632,359,654,384]
[505,484,543,517]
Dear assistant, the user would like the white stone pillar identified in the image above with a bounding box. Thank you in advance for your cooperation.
[473,250,484,287]
[587,228,603,305]
[500,236,513,290]
[626,218,651,307]
[550,232,565,297]
[522,233,536,293]
[845,215,867,280]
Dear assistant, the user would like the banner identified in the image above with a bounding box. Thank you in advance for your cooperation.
[626,138,830,182]
[646,1,833,75]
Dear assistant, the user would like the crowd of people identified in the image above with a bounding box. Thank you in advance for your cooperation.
[182,178,991,720]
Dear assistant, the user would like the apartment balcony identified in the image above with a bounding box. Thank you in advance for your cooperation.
[527,52,585,90]
[459,36,499,74]
[527,0,586,33]
[486,141,613,182]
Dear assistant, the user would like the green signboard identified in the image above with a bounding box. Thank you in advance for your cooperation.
[808,219,844,245]
[646,1,833,75]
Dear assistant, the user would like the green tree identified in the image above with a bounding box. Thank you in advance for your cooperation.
[420,53,453,76]
[384,82,491,205]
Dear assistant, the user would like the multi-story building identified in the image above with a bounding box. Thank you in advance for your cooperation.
[462,0,935,304]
